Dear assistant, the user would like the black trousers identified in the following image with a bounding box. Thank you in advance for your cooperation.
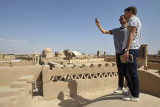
[121,49,139,98]
[116,53,126,88]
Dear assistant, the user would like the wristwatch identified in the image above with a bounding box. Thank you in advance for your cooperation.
[124,49,129,52]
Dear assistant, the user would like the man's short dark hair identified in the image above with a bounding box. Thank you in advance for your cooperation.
[120,15,125,17]
[124,6,137,15]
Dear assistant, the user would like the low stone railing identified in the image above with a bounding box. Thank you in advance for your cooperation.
[69,58,104,64]
[138,67,160,97]
[147,62,160,70]
[42,62,118,99]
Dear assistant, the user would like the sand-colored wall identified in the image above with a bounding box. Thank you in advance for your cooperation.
[0,60,34,67]
[44,77,118,100]
[104,57,116,62]
[69,58,104,64]
[147,62,160,70]
[43,62,160,99]
[138,69,160,97]
[0,75,34,107]
[0,66,42,86]
[42,63,118,99]
[137,57,147,67]
[148,55,160,62]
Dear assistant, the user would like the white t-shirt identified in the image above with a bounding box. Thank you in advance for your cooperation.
[122,16,142,49]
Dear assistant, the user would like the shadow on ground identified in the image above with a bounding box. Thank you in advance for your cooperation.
[57,80,123,107]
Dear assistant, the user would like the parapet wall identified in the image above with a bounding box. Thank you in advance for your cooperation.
[69,58,104,64]
[138,68,160,97]
[148,55,160,63]
[0,60,34,67]
[0,66,42,86]
[147,62,160,70]
[42,62,118,99]
[104,57,116,62]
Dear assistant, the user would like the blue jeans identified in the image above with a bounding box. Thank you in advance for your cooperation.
[121,49,139,98]
[116,53,127,88]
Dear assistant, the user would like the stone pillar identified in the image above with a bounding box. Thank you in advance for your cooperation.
[97,51,101,57]
[139,45,148,58]
[138,44,148,69]
[32,52,39,65]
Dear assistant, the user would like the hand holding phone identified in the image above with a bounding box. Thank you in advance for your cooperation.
[95,18,99,26]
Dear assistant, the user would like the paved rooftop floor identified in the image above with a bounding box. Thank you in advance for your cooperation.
[33,88,160,107]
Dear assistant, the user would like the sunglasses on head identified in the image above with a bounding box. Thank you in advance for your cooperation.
[119,18,124,21]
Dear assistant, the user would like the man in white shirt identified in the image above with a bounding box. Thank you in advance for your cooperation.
[121,6,142,102]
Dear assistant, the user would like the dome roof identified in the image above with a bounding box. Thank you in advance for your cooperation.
[43,47,52,53]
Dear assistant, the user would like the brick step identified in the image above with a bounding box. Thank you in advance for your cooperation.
[0,87,11,98]
[0,96,19,107]
[0,87,20,97]
[11,96,19,107]
[0,97,11,107]
[17,75,34,83]
[10,82,27,89]
[10,95,18,102]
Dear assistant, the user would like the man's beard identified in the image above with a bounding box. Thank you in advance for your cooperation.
[121,22,125,24]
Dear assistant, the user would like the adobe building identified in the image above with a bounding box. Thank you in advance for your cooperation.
[0,45,160,107]
[0,52,2,60]
[55,51,66,57]
[32,52,39,65]
[138,44,148,69]
[42,47,53,58]
[97,51,101,57]
[3,54,15,60]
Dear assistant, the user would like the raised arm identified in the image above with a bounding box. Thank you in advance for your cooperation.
[95,18,111,34]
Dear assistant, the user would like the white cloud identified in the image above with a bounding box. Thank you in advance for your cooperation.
[0,38,27,44]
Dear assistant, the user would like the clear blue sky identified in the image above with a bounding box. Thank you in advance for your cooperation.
[0,0,160,55]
